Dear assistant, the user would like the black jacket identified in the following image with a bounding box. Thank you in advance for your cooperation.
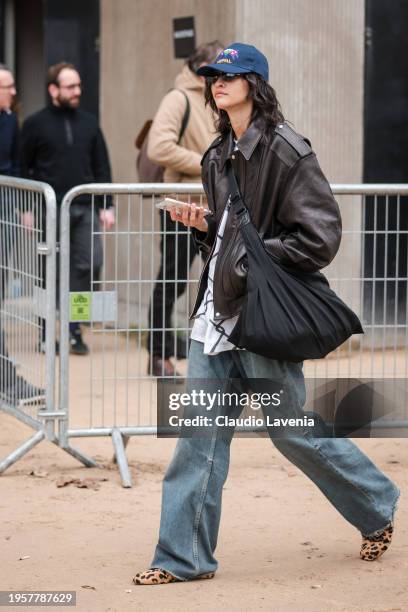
[0,110,20,221]
[21,104,111,205]
[0,110,20,177]
[191,119,342,319]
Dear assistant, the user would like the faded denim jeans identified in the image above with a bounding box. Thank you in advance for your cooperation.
[151,340,400,580]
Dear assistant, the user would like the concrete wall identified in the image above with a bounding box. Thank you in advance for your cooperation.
[100,0,235,182]
[100,0,236,327]
[235,0,365,183]
[235,0,365,312]
[101,0,365,184]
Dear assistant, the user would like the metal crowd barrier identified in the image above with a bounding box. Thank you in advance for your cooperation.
[0,175,98,474]
[58,184,408,487]
[59,184,206,485]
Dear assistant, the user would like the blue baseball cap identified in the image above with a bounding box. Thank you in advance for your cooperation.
[197,42,269,81]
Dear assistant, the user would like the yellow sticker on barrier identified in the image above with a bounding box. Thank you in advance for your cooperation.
[70,292,91,322]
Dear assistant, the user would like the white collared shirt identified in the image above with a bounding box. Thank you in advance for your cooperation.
[190,198,240,355]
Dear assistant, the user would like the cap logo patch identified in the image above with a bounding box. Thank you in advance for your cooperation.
[216,48,239,64]
[221,48,239,59]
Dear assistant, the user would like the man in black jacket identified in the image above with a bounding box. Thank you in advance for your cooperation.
[0,64,43,402]
[21,62,115,354]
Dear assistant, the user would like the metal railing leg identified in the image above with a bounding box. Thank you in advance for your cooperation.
[111,428,132,488]
[56,441,101,468]
[0,430,45,473]
[112,433,129,464]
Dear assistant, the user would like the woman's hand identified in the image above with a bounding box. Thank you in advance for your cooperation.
[169,203,208,233]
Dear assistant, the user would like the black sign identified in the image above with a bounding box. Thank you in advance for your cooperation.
[173,16,195,59]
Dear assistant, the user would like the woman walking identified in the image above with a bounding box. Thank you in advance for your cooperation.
[134,43,399,585]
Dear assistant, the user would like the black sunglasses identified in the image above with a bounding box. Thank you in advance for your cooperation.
[207,73,242,84]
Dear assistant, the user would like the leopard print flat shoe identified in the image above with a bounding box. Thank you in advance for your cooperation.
[360,522,394,561]
[133,567,215,585]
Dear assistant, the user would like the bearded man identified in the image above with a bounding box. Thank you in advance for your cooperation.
[21,62,115,355]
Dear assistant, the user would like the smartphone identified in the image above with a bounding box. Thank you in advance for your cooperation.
[155,197,211,215]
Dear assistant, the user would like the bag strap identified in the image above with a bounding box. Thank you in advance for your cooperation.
[175,89,191,144]
[135,120,152,149]
[134,89,190,150]
[226,159,251,226]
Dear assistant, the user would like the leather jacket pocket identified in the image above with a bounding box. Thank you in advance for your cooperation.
[220,233,248,299]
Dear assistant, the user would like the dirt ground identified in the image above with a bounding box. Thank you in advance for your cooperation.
[1,423,407,611]
[1,343,408,612]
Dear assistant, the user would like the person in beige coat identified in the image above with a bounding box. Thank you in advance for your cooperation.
[147,41,223,376]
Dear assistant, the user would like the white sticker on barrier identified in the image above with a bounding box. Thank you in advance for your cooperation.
[32,285,48,319]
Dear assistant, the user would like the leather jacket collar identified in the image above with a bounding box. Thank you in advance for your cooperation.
[219,118,265,170]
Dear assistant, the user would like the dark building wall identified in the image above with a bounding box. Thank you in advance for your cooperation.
[9,0,99,119]
[0,0,5,62]
[15,0,44,117]
[364,0,408,183]
[363,0,408,327]
[44,0,100,117]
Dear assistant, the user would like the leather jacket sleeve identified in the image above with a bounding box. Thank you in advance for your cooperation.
[192,214,217,255]
[191,158,218,255]
[264,152,342,272]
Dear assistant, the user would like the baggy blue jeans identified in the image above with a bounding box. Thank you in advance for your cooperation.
[151,340,400,580]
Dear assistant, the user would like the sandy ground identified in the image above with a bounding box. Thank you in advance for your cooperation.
[1,424,407,611]
[1,340,408,612]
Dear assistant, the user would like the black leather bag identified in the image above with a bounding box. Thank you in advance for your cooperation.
[226,163,364,362]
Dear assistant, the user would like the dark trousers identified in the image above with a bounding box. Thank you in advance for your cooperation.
[0,217,16,386]
[147,211,198,358]
[39,203,103,340]
[0,327,13,386]
[69,203,103,292]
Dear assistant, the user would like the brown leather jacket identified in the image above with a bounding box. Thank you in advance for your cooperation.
[191,119,342,320]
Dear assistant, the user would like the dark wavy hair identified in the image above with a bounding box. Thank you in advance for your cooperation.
[204,73,284,137]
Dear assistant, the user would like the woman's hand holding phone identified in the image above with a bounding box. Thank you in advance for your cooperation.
[169,202,208,233]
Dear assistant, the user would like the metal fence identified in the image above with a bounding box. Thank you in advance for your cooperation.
[58,184,408,486]
[0,175,56,471]
[0,175,97,474]
[59,184,207,485]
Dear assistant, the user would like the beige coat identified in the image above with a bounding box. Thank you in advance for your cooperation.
[147,65,216,183]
